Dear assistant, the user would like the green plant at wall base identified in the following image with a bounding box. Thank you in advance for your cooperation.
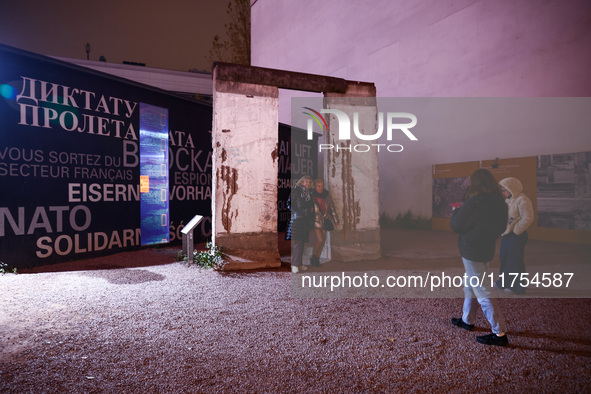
[184,242,225,270]
[379,211,432,230]
[0,262,17,274]
[176,249,187,261]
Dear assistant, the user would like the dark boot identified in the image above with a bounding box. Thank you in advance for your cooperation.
[310,255,320,267]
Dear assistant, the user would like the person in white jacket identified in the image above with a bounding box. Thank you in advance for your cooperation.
[497,177,534,295]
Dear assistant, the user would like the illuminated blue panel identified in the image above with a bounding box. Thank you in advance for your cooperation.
[0,83,16,99]
[140,103,169,245]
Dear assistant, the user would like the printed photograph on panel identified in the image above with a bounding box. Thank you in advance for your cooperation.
[537,152,591,230]
[432,177,471,218]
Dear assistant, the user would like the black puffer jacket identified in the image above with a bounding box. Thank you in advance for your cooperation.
[285,185,314,242]
[450,193,508,262]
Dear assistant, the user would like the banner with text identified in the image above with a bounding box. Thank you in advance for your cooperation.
[0,45,212,268]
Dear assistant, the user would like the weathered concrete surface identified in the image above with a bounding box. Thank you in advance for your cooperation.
[214,62,348,94]
[213,63,382,268]
[217,232,282,270]
[323,82,381,261]
[212,71,281,268]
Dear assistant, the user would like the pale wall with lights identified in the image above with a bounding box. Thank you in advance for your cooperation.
[251,0,591,218]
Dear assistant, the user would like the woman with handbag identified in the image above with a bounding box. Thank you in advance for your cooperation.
[309,179,339,267]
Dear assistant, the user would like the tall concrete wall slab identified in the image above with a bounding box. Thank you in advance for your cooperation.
[324,87,381,261]
[212,79,281,268]
[213,62,382,266]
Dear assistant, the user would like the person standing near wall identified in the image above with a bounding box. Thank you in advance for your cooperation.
[450,169,509,346]
[309,179,339,267]
[286,176,314,273]
[497,177,534,295]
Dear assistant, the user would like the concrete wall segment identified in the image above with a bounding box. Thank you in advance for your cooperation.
[212,73,281,267]
[212,84,279,236]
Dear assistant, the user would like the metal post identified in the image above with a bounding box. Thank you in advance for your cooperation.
[181,215,203,265]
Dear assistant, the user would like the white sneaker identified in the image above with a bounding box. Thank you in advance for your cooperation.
[291,265,307,273]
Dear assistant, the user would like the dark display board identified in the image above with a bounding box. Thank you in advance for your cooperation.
[277,124,318,232]
[0,44,212,267]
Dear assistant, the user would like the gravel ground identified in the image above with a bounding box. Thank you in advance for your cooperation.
[1,229,590,392]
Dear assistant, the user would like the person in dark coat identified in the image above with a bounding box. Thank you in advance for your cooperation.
[286,176,314,273]
[450,168,509,346]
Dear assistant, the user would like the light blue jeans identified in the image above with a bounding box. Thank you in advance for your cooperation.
[462,257,507,334]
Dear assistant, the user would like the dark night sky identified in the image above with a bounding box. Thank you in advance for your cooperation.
[0,0,231,72]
